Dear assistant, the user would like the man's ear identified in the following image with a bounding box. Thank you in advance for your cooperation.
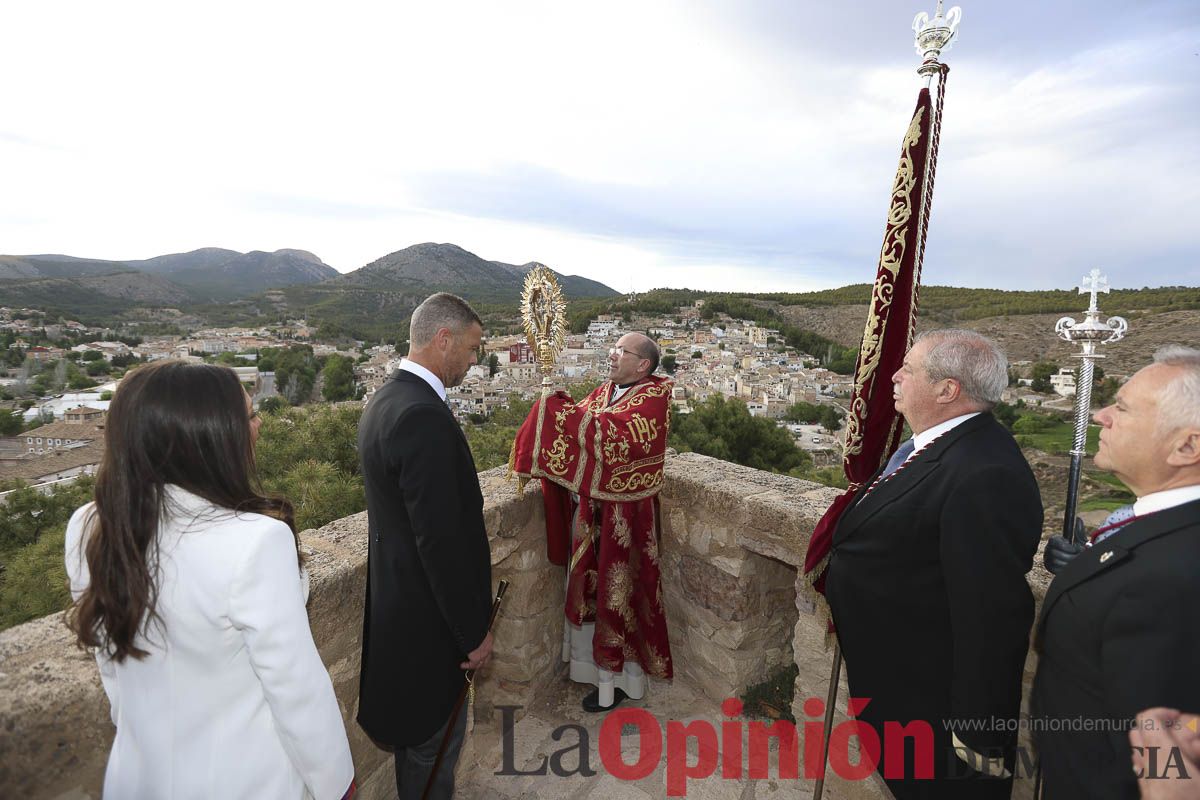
[1166,429,1200,468]
[936,378,962,405]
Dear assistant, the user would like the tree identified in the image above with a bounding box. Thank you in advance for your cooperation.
[0,527,72,630]
[819,405,844,433]
[255,405,363,481]
[0,409,23,436]
[80,350,104,362]
[488,353,500,377]
[992,400,1020,430]
[258,396,289,414]
[1031,361,1057,393]
[784,402,823,424]
[270,460,365,532]
[321,355,355,402]
[691,351,702,359]
[270,346,318,405]
[670,395,810,474]
[1012,413,1056,434]
[660,355,677,374]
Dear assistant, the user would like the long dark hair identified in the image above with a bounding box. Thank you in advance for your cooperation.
[67,360,298,663]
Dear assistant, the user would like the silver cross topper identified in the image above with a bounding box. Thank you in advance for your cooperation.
[1079,269,1110,315]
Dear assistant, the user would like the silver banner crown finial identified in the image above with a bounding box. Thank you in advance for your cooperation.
[913,2,962,75]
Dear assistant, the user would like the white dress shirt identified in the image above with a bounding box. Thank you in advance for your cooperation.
[399,357,446,401]
[1133,484,1200,517]
[905,412,982,465]
[65,487,354,799]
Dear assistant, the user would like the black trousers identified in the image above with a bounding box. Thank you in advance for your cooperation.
[394,707,468,800]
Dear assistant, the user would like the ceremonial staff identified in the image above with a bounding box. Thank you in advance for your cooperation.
[802,4,959,798]
[421,580,509,800]
[1054,270,1128,545]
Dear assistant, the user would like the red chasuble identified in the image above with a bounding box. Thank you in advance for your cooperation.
[511,375,673,679]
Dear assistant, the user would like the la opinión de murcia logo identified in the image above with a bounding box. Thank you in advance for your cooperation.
[494,699,1194,797]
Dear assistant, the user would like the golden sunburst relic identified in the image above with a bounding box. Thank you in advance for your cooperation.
[520,263,567,384]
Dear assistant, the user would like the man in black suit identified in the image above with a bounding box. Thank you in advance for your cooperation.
[1033,346,1200,800]
[357,292,494,799]
[825,329,1043,799]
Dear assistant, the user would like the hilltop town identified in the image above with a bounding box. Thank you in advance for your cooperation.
[1,293,1104,496]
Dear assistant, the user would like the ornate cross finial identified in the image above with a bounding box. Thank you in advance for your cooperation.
[1079,269,1110,313]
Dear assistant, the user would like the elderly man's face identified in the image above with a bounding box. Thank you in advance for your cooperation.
[1093,363,1177,496]
[608,334,650,385]
[891,338,945,434]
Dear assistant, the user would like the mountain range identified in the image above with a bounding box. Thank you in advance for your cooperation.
[0,244,620,324]
[0,248,339,302]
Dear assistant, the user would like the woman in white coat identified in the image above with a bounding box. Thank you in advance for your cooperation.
[65,361,356,799]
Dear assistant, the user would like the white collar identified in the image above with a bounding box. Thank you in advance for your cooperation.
[610,383,634,403]
[399,358,446,401]
[911,412,981,455]
[1134,485,1200,518]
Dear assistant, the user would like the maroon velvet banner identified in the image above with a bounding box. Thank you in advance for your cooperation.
[802,86,938,612]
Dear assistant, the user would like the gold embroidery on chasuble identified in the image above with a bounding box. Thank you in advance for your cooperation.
[641,643,670,679]
[625,413,659,454]
[605,563,637,629]
[611,507,633,549]
[542,406,576,476]
[643,535,660,566]
[602,419,631,466]
[597,617,626,651]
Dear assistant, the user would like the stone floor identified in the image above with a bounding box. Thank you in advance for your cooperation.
[454,669,877,799]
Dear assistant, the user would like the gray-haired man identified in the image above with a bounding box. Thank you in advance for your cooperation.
[825,329,1044,799]
[1033,346,1200,800]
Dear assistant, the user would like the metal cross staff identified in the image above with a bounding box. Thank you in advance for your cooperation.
[1054,269,1129,545]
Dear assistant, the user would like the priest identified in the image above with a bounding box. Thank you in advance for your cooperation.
[512,332,673,711]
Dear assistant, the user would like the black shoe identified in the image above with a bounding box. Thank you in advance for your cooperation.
[582,687,628,713]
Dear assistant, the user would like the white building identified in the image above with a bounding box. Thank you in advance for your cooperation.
[1050,369,1077,397]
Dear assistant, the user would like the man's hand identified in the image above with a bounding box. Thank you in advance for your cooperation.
[1130,708,1200,799]
[1044,534,1084,574]
[461,632,493,671]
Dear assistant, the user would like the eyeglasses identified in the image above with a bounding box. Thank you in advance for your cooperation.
[608,346,646,360]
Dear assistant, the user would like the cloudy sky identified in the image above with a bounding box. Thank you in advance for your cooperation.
[3,1,1197,293]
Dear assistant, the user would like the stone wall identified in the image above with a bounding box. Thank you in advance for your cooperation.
[0,457,820,799]
[0,455,1055,800]
[0,468,562,800]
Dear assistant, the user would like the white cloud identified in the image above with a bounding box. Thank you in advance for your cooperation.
[1,1,1196,294]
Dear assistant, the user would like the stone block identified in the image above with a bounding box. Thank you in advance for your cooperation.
[671,553,759,622]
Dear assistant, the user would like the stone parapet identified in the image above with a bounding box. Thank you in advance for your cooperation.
[660,453,837,708]
[0,453,1055,800]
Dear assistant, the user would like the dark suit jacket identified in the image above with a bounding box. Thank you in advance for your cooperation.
[356,371,492,746]
[825,413,1043,798]
[1032,497,1200,800]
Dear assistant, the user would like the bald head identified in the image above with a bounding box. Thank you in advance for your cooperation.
[608,332,660,385]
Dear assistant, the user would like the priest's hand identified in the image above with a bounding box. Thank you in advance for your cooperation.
[1044,520,1085,575]
[462,632,493,671]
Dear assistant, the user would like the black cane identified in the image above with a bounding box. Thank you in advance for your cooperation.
[812,643,843,800]
[421,580,509,800]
